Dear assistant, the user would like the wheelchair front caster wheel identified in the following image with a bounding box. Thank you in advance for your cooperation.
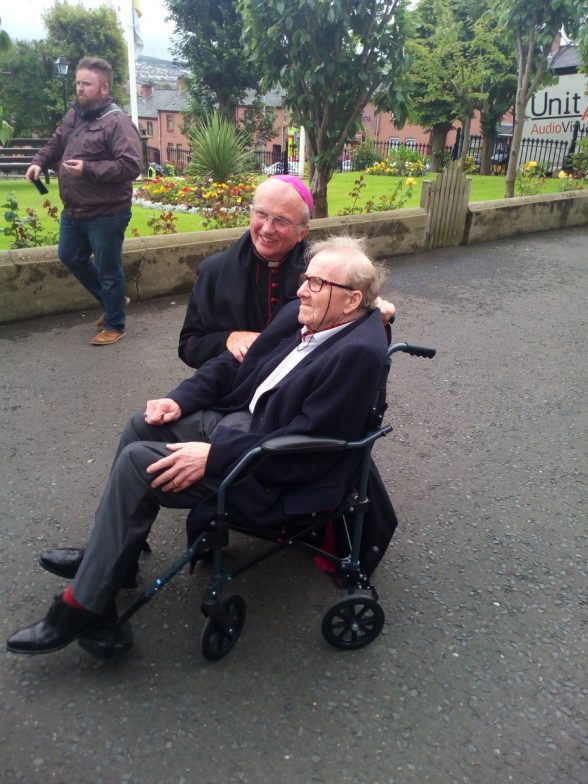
[321,596,385,650]
[200,595,246,661]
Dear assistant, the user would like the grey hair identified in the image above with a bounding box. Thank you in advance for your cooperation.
[304,234,385,309]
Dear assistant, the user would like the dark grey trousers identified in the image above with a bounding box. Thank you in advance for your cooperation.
[72,408,252,613]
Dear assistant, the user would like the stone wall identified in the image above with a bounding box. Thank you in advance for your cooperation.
[465,190,587,244]
[1,190,586,325]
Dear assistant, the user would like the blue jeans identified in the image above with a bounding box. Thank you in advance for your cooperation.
[58,210,131,333]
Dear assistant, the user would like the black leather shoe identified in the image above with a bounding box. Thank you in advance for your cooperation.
[39,547,140,589]
[39,547,84,579]
[6,596,116,655]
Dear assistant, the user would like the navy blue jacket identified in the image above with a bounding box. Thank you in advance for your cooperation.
[169,300,388,529]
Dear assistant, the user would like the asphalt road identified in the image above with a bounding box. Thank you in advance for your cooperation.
[1,227,586,784]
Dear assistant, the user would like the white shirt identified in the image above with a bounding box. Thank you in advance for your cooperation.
[249,322,352,413]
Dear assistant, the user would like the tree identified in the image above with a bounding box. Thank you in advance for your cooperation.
[434,3,506,168]
[165,0,261,119]
[0,40,56,136]
[0,17,14,144]
[0,5,128,137]
[408,0,460,172]
[241,95,277,148]
[0,16,12,54]
[576,8,588,75]
[239,0,411,217]
[492,0,583,197]
[409,0,510,173]
[43,1,129,108]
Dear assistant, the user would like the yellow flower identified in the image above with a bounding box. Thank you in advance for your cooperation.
[558,170,567,179]
[405,177,416,186]
[525,161,538,172]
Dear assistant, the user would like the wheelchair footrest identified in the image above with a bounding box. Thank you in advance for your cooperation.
[78,620,134,660]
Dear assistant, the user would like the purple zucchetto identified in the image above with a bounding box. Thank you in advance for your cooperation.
[271,174,314,213]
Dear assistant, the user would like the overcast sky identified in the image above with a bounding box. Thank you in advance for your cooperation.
[1,1,176,60]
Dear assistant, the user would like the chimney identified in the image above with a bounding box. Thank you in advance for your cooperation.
[177,75,187,94]
[550,32,562,54]
[140,82,155,99]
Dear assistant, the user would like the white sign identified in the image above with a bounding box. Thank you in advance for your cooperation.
[523,73,588,141]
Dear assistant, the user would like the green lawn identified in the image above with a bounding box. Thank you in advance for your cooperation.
[0,173,581,251]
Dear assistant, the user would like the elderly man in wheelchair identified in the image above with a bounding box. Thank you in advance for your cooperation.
[7,235,434,661]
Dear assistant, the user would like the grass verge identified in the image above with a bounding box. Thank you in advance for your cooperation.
[0,173,581,251]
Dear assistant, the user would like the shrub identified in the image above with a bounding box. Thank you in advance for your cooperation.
[557,170,584,192]
[365,147,426,177]
[568,137,588,179]
[463,154,478,175]
[2,193,60,248]
[338,174,416,215]
[387,146,427,176]
[516,160,546,196]
[351,140,383,171]
[186,113,257,182]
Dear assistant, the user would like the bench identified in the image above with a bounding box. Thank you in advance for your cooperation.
[0,138,51,182]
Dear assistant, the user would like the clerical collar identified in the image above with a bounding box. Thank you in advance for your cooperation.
[252,245,286,267]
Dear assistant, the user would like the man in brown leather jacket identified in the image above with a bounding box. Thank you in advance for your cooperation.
[26,57,142,346]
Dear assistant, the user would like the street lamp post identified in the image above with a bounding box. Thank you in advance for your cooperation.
[55,55,70,114]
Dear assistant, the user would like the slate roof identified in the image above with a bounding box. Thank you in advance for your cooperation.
[127,87,285,118]
[242,88,285,108]
[549,44,581,74]
[131,89,191,119]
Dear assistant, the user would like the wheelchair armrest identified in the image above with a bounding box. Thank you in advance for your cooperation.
[262,435,347,454]
[389,342,436,359]
[216,427,392,515]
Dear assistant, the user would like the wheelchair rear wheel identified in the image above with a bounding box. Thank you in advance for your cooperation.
[200,595,246,661]
[321,596,385,650]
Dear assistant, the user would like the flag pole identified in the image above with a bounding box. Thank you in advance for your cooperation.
[125,0,139,129]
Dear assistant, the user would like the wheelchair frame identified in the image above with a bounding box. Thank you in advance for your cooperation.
[79,342,435,661]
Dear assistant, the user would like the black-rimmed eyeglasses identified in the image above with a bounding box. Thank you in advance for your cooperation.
[298,273,355,293]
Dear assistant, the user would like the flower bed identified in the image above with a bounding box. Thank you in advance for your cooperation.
[365,158,426,177]
[133,176,259,228]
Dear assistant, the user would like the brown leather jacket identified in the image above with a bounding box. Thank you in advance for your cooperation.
[32,98,142,219]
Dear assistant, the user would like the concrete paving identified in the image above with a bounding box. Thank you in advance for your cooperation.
[1,227,586,784]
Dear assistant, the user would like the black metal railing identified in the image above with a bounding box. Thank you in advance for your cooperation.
[144,122,585,179]
[165,147,192,173]
[461,123,586,174]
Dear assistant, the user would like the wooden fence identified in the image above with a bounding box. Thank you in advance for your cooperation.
[421,161,472,249]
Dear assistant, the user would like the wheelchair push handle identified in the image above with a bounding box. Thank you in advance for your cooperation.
[389,342,436,359]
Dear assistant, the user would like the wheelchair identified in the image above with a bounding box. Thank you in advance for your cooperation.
[79,341,436,661]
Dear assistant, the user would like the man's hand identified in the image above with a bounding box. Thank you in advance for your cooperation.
[25,164,42,182]
[375,297,396,325]
[226,330,260,362]
[144,398,182,425]
[147,442,211,492]
[62,159,84,177]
